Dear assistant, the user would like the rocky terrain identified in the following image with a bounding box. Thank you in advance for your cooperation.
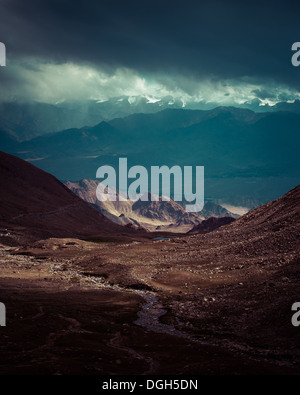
[1,0,300,379]
[0,172,299,374]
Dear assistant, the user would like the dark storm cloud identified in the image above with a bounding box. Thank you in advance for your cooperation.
[252,89,276,100]
[1,0,300,86]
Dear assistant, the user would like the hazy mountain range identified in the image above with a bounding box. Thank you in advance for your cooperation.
[3,106,299,206]
[2,98,300,142]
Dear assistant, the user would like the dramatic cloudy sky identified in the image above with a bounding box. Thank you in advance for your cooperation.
[0,0,300,107]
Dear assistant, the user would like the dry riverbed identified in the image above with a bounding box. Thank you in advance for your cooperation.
[0,237,299,375]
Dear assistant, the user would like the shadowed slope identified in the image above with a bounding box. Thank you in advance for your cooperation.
[0,151,135,242]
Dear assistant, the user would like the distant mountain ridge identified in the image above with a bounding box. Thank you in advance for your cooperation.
[65,179,205,232]
[1,98,300,141]
[199,201,239,219]
[64,179,239,232]
[4,107,300,205]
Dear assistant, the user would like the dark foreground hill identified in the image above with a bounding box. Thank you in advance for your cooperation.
[210,183,300,254]
[0,151,137,243]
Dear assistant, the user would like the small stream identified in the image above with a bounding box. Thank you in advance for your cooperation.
[70,270,205,343]
[50,267,291,367]
[152,236,180,241]
[133,290,208,344]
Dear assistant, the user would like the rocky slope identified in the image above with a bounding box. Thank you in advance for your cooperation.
[0,151,136,243]
[65,179,205,232]
[68,183,299,368]
[65,178,240,232]
[188,216,236,233]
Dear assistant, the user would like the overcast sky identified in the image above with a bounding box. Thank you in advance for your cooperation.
[0,0,300,107]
